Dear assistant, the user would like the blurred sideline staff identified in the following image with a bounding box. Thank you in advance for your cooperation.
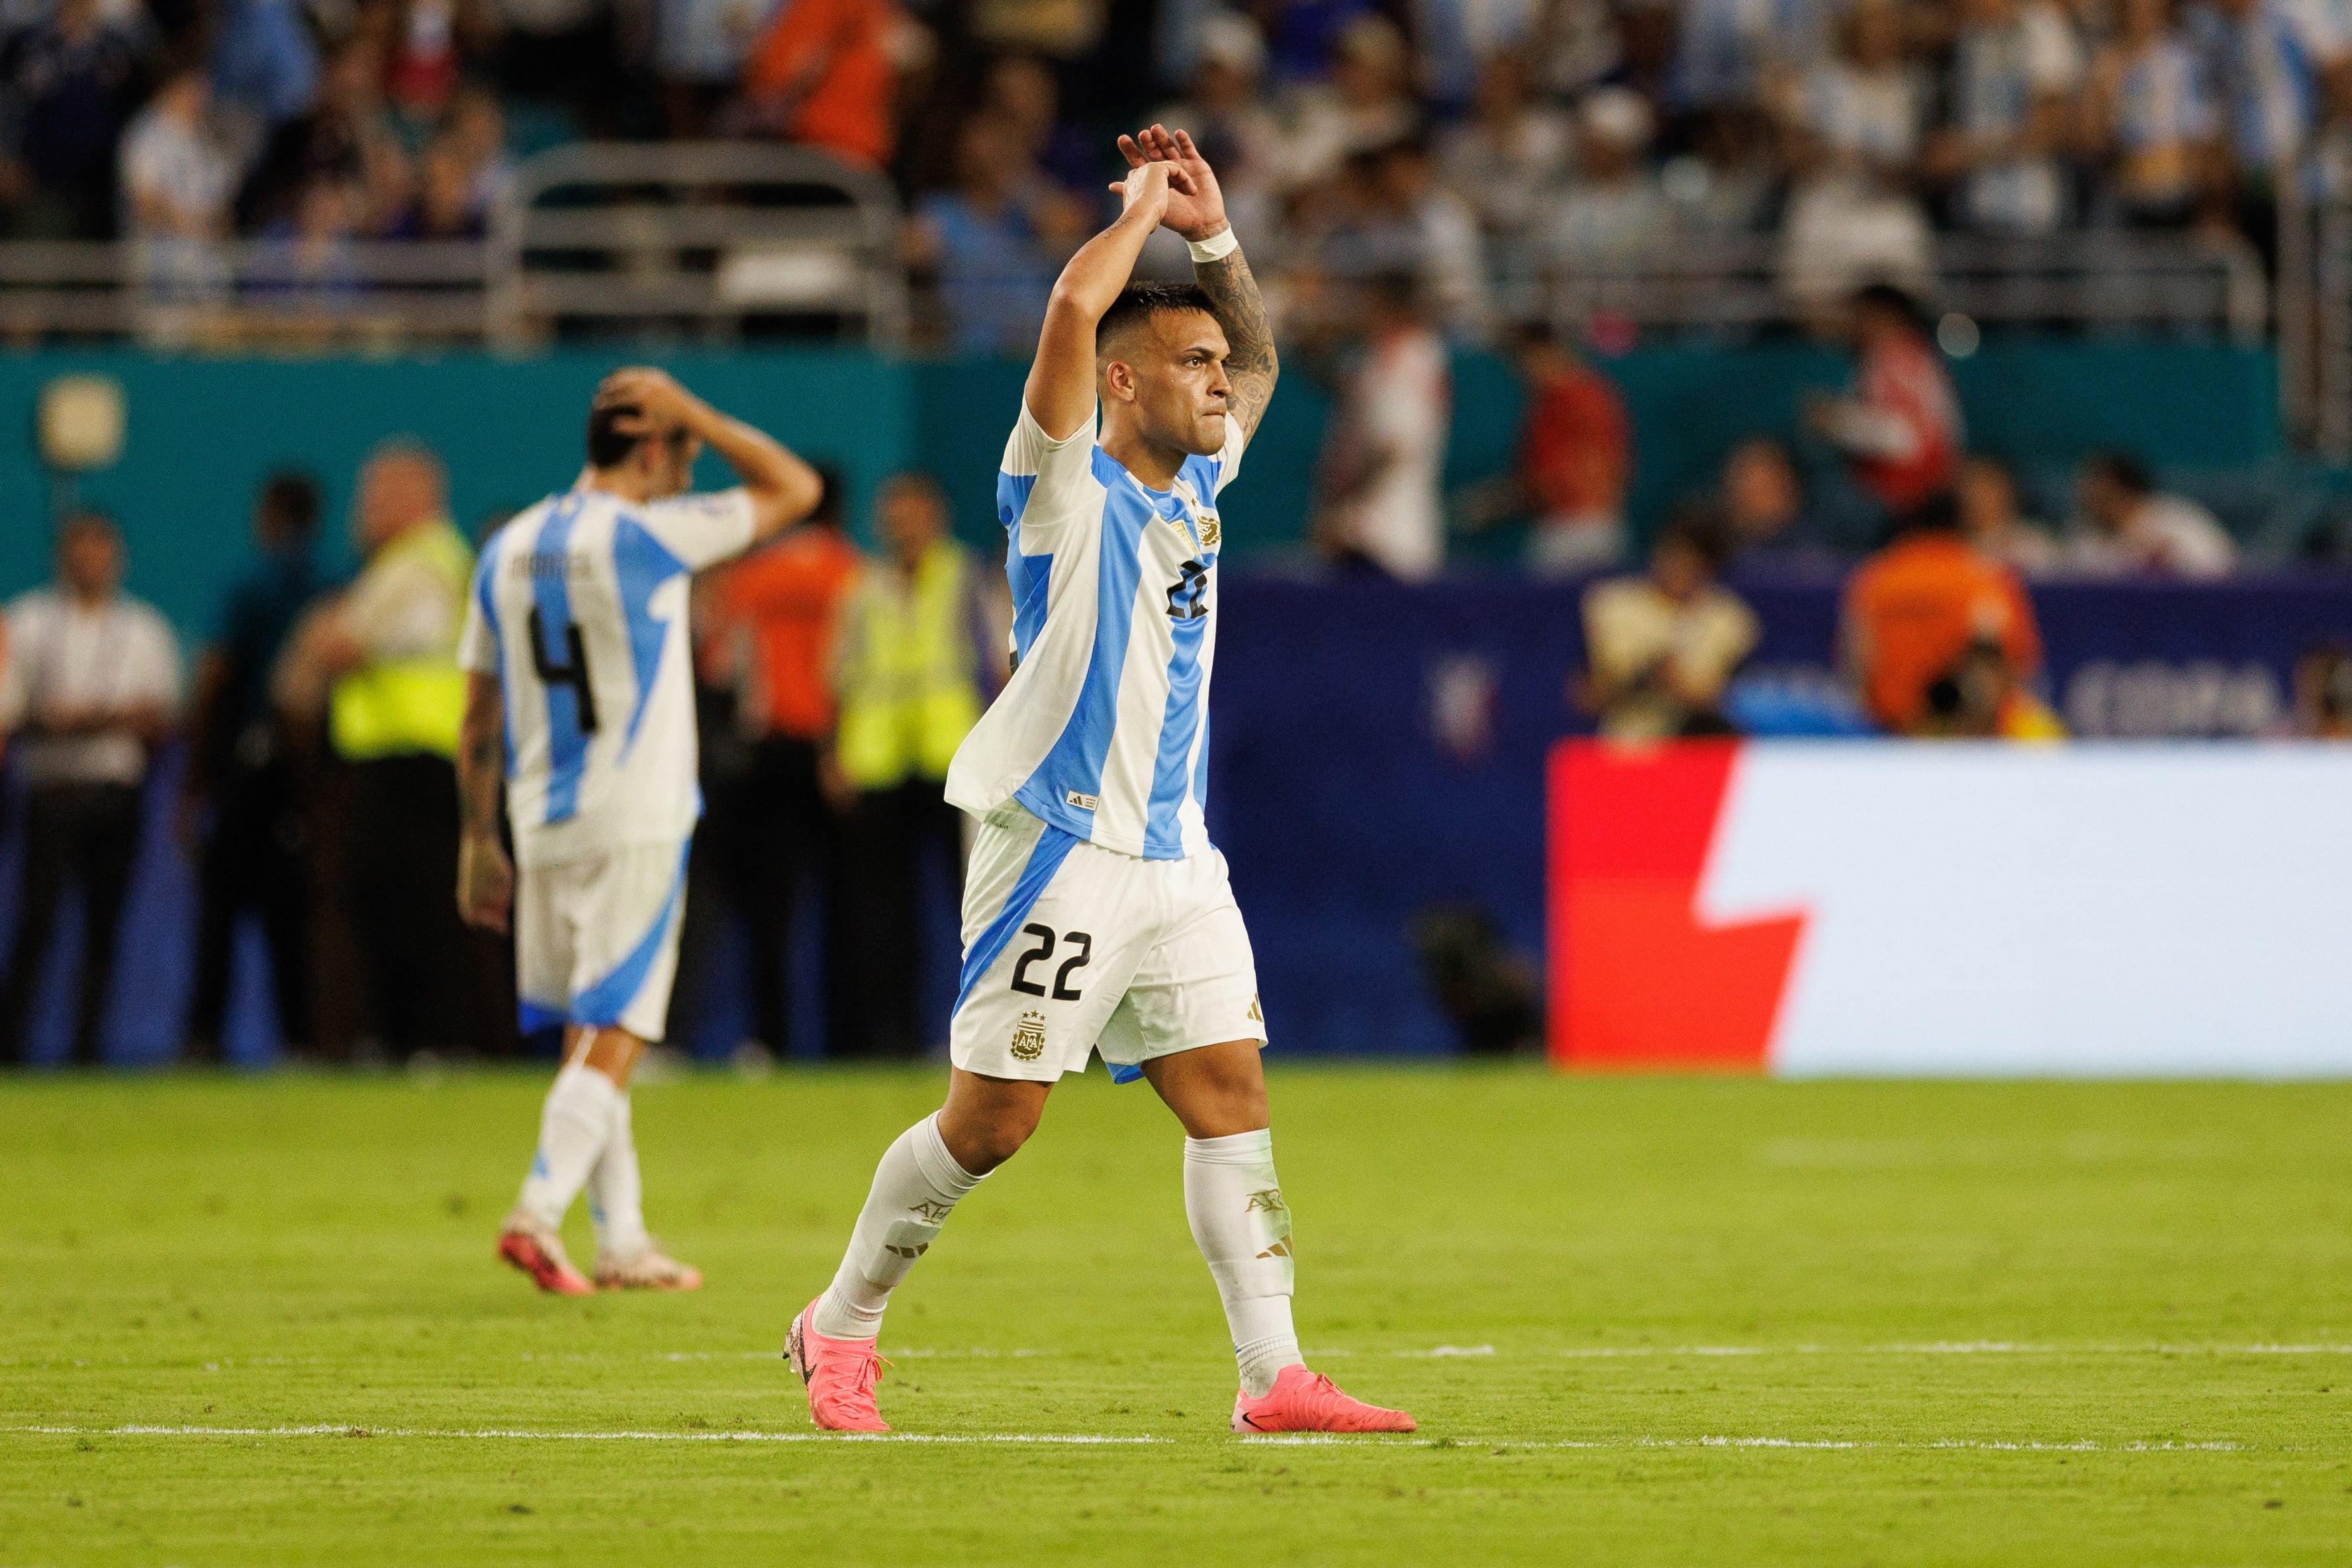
[1579,507,1758,740]
[179,472,324,1063]
[825,473,1006,1058]
[278,441,479,1057]
[1842,490,2061,739]
[671,468,863,1056]
[0,511,181,1066]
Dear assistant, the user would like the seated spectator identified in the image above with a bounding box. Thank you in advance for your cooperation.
[1278,11,1417,191]
[1312,271,1451,580]
[1475,319,1631,576]
[2064,449,2237,578]
[1545,85,1673,264]
[2194,0,2352,254]
[1535,0,1624,100]
[1807,283,1961,525]
[2083,0,2218,227]
[1353,135,1487,339]
[0,0,147,239]
[1957,453,2061,574]
[1580,507,1759,740]
[1670,0,1833,118]
[1779,0,1934,309]
[741,0,906,167]
[1439,48,1574,242]
[238,38,414,236]
[1842,490,2044,735]
[906,111,1085,355]
[1149,10,1280,269]
[119,62,233,247]
[1666,102,1780,238]
[1928,0,2082,235]
[2288,642,2352,739]
[978,51,1097,194]
[1720,436,1842,567]
[0,510,181,1066]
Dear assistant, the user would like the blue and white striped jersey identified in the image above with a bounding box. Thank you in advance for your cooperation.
[945,404,1246,862]
[458,486,755,867]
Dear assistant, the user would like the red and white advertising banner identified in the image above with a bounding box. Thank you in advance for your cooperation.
[1548,740,2352,1076]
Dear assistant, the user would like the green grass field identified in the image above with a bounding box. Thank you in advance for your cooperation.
[3,1066,2350,1565]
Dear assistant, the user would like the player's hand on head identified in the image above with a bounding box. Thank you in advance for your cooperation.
[595,367,694,436]
[1119,124,1228,242]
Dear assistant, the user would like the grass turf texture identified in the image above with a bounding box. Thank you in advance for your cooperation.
[3,1070,2349,1565]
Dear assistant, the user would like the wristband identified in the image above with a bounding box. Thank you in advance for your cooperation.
[1187,228,1239,263]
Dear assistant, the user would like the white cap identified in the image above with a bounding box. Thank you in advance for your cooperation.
[1198,10,1264,75]
[1579,85,1655,150]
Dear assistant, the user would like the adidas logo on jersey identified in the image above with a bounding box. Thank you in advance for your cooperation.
[1064,790,1098,811]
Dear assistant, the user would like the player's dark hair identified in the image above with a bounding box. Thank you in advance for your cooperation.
[261,469,321,537]
[587,400,644,469]
[1898,489,1963,536]
[1658,503,1735,571]
[807,463,846,529]
[1098,281,1217,355]
[1853,281,1928,333]
[2085,449,2152,496]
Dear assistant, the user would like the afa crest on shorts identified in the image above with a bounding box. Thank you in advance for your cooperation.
[1010,1009,1048,1062]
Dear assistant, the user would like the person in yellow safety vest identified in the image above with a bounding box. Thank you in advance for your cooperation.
[825,472,1010,1059]
[279,440,479,1060]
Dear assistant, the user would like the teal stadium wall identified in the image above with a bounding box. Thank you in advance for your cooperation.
[0,342,2284,637]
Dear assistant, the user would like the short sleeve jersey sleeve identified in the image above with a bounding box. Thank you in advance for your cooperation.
[1212,408,1248,498]
[998,400,1099,549]
[457,542,500,675]
[641,487,758,571]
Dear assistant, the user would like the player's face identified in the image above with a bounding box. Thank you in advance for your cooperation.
[1127,311,1233,459]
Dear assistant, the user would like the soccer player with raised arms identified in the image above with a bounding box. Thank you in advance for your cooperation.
[457,367,822,1295]
[788,128,1416,1434]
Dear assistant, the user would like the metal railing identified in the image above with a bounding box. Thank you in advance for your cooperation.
[1495,230,2268,344]
[2279,136,2352,459]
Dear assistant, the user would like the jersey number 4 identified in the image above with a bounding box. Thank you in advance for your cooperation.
[528,608,600,733]
[1011,925,1092,1000]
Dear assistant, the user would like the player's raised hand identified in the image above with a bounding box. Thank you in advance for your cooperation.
[1110,156,1172,230]
[595,366,702,438]
[1118,124,1227,243]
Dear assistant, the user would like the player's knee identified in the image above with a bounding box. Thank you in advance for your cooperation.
[938,1097,1041,1175]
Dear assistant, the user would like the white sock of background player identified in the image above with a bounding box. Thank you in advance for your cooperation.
[586,1090,649,1262]
[810,1112,984,1340]
[1186,1129,1305,1397]
[516,1062,620,1232]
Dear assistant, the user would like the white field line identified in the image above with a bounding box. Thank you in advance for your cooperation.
[11,1425,2266,1455]
[1553,1342,2352,1358]
[14,1424,1159,1446]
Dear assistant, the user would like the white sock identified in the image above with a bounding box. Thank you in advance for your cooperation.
[811,1113,983,1342]
[587,1091,649,1262]
[1186,1129,1303,1398]
[517,1066,620,1232]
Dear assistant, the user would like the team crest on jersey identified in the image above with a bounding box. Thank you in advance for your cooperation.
[1196,510,1221,550]
[1010,1010,1048,1062]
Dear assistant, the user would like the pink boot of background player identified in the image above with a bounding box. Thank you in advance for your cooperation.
[1231,1365,1417,1433]
[786,1299,891,1433]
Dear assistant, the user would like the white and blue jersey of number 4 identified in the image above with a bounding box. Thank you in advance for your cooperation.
[944,403,1246,858]
[457,485,756,868]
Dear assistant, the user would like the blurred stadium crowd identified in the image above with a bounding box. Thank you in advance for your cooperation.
[1,0,2343,319]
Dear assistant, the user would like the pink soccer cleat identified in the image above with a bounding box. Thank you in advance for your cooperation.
[786,1299,890,1433]
[1231,1365,1418,1434]
[496,1213,594,1297]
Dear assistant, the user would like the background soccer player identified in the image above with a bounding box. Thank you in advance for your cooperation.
[787,127,1415,1435]
[457,367,821,1294]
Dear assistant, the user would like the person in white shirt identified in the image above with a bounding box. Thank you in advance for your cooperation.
[1312,271,1452,580]
[1932,0,2084,234]
[0,511,180,1066]
[2065,449,2239,578]
[457,367,822,1294]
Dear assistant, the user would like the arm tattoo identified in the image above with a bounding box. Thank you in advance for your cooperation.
[1194,246,1280,439]
[457,686,504,837]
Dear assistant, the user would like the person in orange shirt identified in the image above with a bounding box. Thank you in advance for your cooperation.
[1842,490,2045,736]
[740,0,906,169]
[671,471,865,1057]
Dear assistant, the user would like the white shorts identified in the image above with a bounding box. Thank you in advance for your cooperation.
[516,839,690,1043]
[951,805,1267,1084]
